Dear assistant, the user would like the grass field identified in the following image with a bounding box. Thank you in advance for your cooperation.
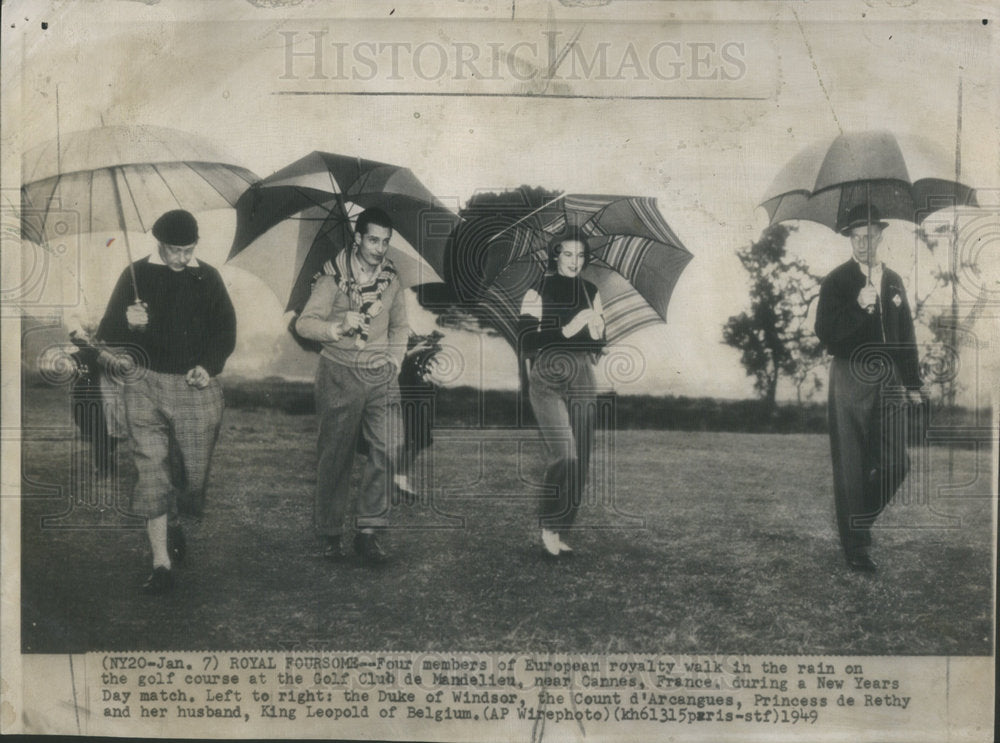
[19,384,995,655]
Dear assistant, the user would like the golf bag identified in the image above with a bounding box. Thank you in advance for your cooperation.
[68,334,119,478]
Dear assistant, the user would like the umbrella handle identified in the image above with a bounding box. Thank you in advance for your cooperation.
[127,261,141,304]
[121,232,141,303]
[865,184,876,313]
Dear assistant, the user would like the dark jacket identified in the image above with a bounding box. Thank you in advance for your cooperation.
[815,259,921,389]
[98,257,237,377]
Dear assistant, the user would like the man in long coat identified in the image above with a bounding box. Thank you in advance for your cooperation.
[815,205,925,573]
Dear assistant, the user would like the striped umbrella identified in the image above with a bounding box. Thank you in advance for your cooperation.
[448,193,693,346]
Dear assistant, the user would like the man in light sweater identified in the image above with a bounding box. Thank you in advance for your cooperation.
[296,208,409,565]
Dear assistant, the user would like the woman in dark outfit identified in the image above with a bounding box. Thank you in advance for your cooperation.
[518,231,606,557]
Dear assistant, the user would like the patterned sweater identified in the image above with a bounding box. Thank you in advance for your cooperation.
[296,251,409,370]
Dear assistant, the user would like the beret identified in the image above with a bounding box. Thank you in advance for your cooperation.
[152,209,199,245]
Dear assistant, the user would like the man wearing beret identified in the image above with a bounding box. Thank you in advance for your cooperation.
[98,209,236,594]
[815,205,925,573]
[296,207,409,566]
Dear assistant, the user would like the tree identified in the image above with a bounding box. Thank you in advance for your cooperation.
[418,186,560,421]
[417,184,561,334]
[912,221,967,405]
[722,223,825,413]
[447,185,561,301]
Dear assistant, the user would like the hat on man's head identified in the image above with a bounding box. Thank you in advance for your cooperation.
[152,209,199,245]
[839,204,890,236]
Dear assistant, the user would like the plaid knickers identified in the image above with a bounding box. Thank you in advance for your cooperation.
[123,370,224,519]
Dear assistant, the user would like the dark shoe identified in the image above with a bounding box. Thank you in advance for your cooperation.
[846,554,877,573]
[354,532,389,566]
[323,536,345,561]
[167,525,186,567]
[140,566,174,595]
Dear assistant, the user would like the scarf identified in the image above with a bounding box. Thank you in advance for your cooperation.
[320,250,397,348]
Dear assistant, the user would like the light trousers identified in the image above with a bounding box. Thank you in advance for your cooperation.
[314,356,401,536]
[528,351,598,532]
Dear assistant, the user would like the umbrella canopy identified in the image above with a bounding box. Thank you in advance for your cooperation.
[228,152,460,312]
[447,193,693,346]
[17,124,258,321]
[227,198,444,312]
[21,124,259,243]
[760,130,977,232]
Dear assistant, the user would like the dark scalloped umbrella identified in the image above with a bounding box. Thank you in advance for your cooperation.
[760,130,977,233]
[228,152,460,313]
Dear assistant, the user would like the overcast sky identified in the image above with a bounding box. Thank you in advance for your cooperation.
[6,0,998,402]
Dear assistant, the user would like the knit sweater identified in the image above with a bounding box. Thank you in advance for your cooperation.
[517,274,605,358]
[295,274,409,370]
[98,256,237,377]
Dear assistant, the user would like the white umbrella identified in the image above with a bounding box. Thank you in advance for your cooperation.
[21,124,259,303]
[22,124,258,238]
